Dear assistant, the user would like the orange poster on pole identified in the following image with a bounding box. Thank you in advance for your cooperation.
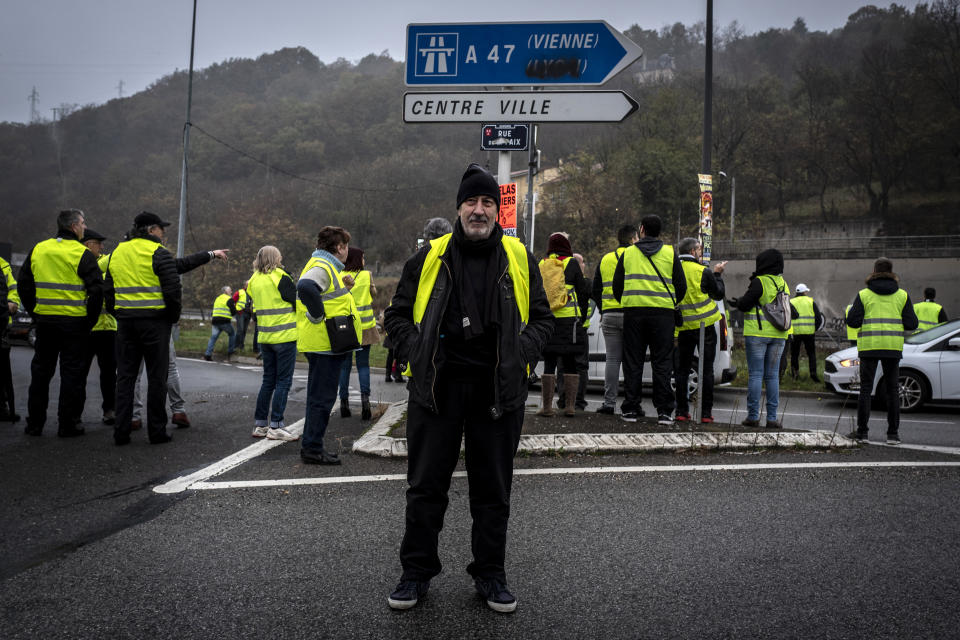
[499,182,518,237]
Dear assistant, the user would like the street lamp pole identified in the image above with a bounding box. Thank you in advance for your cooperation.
[176,0,198,260]
[719,171,735,242]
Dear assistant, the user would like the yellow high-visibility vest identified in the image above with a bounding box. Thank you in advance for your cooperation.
[619,244,675,310]
[29,237,88,317]
[296,257,361,353]
[108,238,165,311]
[790,295,816,335]
[743,275,790,339]
[212,293,232,320]
[677,260,721,331]
[912,301,943,333]
[248,269,297,343]
[598,247,626,312]
[857,288,908,352]
[345,269,376,330]
[92,253,117,332]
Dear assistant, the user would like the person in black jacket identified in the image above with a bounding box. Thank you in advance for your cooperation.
[383,164,553,614]
[19,209,103,437]
[106,211,182,445]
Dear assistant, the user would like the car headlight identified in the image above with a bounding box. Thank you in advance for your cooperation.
[839,358,860,368]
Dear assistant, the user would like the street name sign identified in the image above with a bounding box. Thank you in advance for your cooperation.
[482,124,529,151]
[403,91,638,123]
[406,21,643,86]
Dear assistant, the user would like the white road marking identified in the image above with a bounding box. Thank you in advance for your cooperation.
[153,418,304,494]
[188,461,960,491]
[869,442,960,455]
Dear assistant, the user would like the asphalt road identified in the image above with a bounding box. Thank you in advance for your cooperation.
[2,345,959,639]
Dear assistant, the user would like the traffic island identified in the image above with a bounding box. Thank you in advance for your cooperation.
[352,401,857,458]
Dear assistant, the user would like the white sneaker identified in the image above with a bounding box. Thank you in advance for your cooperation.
[252,425,269,438]
[267,427,299,441]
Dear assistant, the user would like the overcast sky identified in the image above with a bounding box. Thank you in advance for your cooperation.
[0,0,922,124]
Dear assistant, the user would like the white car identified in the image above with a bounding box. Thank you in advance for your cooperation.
[584,300,737,395]
[823,319,960,412]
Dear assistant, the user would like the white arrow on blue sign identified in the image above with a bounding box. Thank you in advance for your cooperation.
[405,21,643,87]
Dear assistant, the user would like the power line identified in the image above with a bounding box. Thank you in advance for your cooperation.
[188,123,437,193]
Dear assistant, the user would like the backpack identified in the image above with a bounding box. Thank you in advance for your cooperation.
[757,276,792,331]
[539,257,569,312]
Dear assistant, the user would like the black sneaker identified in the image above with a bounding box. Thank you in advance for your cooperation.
[595,405,615,415]
[388,579,429,610]
[846,430,868,443]
[741,418,760,428]
[886,433,901,445]
[657,414,673,426]
[203,354,212,362]
[621,411,638,423]
[474,577,517,613]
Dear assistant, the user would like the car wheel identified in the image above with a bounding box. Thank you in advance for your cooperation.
[28,327,37,348]
[897,370,929,413]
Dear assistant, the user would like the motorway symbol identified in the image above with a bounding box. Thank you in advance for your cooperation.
[404,91,639,123]
[406,21,643,86]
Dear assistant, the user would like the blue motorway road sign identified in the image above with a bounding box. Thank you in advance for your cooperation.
[405,21,643,87]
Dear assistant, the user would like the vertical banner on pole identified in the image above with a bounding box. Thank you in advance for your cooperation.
[499,182,518,237]
[697,173,713,263]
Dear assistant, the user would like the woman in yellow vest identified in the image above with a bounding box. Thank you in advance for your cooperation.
[296,226,361,465]
[536,232,590,417]
[732,248,792,429]
[844,258,919,444]
[248,245,299,441]
[1,255,20,422]
[337,247,379,420]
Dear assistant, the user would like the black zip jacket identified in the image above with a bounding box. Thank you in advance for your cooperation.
[384,237,554,415]
[846,273,918,359]
[105,232,182,323]
[611,237,686,317]
[18,230,104,331]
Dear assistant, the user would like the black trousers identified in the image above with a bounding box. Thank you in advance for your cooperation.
[400,377,524,583]
[0,345,14,414]
[675,323,717,417]
[622,313,676,415]
[857,356,900,436]
[80,329,117,416]
[115,318,171,441]
[27,323,89,431]
[236,313,250,349]
[790,334,818,377]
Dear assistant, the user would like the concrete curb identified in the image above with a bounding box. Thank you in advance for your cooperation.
[352,400,857,458]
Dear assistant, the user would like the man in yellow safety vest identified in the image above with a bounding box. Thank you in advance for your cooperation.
[844,258,918,444]
[788,283,824,382]
[20,209,103,437]
[383,163,553,614]
[612,214,687,425]
[203,286,237,360]
[912,287,947,334]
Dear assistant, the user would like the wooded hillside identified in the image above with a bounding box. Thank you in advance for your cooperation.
[2,2,957,311]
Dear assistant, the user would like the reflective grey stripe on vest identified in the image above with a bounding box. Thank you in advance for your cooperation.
[601,293,617,301]
[859,330,910,338]
[35,281,85,291]
[356,304,373,312]
[563,296,578,308]
[682,308,720,322]
[36,298,85,306]
[321,285,350,301]
[862,318,902,325]
[625,273,672,285]
[256,307,293,316]
[621,289,673,298]
[918,320,938,327]
[678,298,716,311]
[257,322,297,333]
[117,298,164,307]
[115,285,162,294]
[8,283,17,291]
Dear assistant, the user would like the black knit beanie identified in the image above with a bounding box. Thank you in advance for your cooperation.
[456,163,500,211]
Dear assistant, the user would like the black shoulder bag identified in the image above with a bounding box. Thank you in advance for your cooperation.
[643,252,684,327]
[320,272,361,354]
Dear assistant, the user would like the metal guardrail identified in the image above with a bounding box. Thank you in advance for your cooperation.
[712,235,960,260]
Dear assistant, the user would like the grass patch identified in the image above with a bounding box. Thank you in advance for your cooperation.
[730,345,836,393]
[173,318,388,367]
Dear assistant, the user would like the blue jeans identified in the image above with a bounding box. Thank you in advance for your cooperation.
[205,322,235,356]
[339,345,371,400]
[302,352,347,455]
[255,341,297,427]
[745,336,786,422]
